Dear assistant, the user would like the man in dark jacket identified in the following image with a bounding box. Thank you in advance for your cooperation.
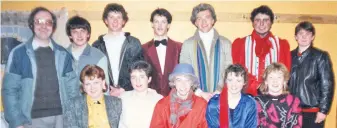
[92,3,143,96]
[289,21,334,128]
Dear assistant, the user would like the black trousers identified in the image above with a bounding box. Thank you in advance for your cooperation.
[302,112,325,128]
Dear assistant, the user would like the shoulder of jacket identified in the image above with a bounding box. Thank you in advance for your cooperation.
[218,36,231,44]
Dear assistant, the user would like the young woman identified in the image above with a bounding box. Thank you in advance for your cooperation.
[150,63,208,128]
[255,63,302,128]
[206,64,257,128]
[119,61,163,128]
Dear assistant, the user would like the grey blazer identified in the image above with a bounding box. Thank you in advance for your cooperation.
[63,95,122,128]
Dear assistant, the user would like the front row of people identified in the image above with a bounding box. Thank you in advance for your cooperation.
[63,61,301,128]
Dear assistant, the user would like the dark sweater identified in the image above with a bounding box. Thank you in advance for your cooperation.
[31,47,62,118]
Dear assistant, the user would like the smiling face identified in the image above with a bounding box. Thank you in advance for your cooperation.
[33,11,54,41]
[265,70,286,96]
[173,75,193,99]
[253,13,272,37]
[295,29,315,48]
[226,72,245,95]
[104,11,125,32]
[130,69,151,93]
[152,15,170,37]
[194,10,215,33]
[69,28,89,47]
[83,76,106,100]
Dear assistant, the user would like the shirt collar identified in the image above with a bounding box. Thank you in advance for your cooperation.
[87,95,104,105]
[198,27,214,40]
[32,38,53,50]
[153,36,168,41]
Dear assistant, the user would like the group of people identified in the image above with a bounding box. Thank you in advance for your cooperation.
[1,2,334,128]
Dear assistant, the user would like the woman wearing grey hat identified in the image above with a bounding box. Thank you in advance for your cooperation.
[150,63,208,128]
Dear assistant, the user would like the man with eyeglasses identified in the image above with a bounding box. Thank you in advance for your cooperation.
[2,7,78,128]
[232,5,291,96]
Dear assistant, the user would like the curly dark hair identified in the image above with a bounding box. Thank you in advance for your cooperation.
[250,5,275,23]
[102,3,129,24]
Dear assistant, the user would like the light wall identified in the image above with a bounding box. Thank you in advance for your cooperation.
[2,1,337,127]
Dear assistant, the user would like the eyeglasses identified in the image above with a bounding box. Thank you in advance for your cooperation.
[34,19,53,26]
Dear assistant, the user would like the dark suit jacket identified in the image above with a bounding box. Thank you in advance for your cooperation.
[63,95,122,128]
[142,38,182,96]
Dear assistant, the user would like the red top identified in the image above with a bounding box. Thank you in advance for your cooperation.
[150,93,208,128]
[232,30,291,96]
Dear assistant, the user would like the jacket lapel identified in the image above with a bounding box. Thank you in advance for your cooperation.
[104,96,118,127]
[146,40,163,75]
[208,30,221,92]
[163,38,177,76]
[193,30,210,91]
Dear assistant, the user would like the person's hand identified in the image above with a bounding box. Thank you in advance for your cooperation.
[315,112,327,123]
[110,86,122,97]
[16,126,24,128]
[200,91,214,101]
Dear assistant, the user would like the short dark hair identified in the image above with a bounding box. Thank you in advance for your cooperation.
[224,64,248,90]
[80,65,108,93]
[28,7,57,35]
[150,8,172,24]
[295,21,315,36]
[129,60,152,78]
[190,3,217,25]
[102,3,129,24]
[250,5,275,23]
[66,16,91,42]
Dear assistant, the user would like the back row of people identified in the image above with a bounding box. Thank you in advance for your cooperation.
[2,2,334,128]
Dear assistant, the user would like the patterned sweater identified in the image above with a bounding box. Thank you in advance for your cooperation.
[255,94,302,128]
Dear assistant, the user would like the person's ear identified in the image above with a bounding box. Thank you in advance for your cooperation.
[148,76,152,83]
[102,80,106,90]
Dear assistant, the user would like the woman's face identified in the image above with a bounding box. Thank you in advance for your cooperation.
[173,75,193,99]
[226,72,245,95]
[265,70,286,96]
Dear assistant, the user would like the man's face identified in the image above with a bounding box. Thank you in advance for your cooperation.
[130,70,151,93]
[69,28,89,47]
[194,10,215,33]
[152,15,170,37]
[33,11,54,41]
[295,29,314,48]
[104,11,125,32]
[83,76,106,100]
[253,13,272,37]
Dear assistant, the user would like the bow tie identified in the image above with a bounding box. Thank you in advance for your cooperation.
[154,39,167,47]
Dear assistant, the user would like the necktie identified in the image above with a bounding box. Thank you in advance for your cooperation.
[154,39,167,47]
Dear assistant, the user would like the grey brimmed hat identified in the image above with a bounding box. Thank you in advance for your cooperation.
[169,63,199,85]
